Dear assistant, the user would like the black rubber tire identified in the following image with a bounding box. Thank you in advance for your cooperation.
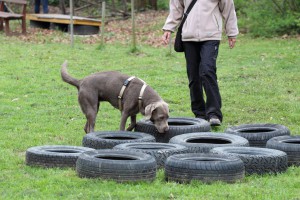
[165,153,245,183]
[266,135,300,166]
[169,132,249,153]
[25,145,95,168]
[113,142,189,169]
[76,149,156,182]
[225,124,290,147]
[134,117,211,143]
[82,131,155,149]
[211,146,288,175]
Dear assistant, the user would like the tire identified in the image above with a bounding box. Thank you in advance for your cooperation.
[134,117,211,143]
[165,153,245,183]
[82,131,155,149]
[211,146,288,175]
[266,135,300,166]
[76,149,156,182]
[169,132,249,153]
[113,142,189,169]
[25,145,95,168]
[225,124,290,147]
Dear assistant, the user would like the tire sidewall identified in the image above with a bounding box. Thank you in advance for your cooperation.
[135,117,211,143]
[169,132,249,153]
[82,131,155,149]
[225,124,290,147]
[113,142,189,168]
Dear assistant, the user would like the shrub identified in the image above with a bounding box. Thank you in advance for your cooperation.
[235,0,300,37]
[157,0,169,10]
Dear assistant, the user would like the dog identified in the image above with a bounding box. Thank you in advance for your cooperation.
[61,61,169,134]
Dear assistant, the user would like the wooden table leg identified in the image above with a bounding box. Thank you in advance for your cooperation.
[22,18,26,34]
[4,19,10,36]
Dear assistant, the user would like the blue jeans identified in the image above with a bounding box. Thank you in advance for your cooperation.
[183,40,222,121]
[34,0,49,14]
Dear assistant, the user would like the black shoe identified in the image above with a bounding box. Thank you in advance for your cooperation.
[209,116,221,126]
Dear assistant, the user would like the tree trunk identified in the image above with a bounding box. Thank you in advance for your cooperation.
[59,0,66,14]
[138,0,147,10]
[111,0,116,16]
[122,0,128,17]
[149,0,157,10]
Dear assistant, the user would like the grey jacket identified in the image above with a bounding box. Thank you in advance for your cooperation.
[163,0,239,41]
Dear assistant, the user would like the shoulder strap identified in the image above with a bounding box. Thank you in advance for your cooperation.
[178,0,198,30]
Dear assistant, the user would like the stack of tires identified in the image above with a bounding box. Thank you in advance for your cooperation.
[25,117,299,184]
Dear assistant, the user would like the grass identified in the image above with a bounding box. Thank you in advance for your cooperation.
[0,29,300,199]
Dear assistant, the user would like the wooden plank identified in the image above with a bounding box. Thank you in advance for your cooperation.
[26,14,101,27]
[2,0,27,5]
[0,11,23,18]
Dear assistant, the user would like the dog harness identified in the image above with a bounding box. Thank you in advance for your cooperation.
[118,76,147,111]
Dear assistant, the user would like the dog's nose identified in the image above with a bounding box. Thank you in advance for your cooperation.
[164,126,169,132]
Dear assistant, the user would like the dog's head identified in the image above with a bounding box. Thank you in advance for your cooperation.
[145,101,169,133]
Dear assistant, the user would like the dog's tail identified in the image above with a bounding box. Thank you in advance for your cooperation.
[61,60,80,89]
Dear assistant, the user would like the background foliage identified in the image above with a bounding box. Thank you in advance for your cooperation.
[34,0,300,36]
[235,0,300,37]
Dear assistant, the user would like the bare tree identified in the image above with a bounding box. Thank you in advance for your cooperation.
[59,0,66,14]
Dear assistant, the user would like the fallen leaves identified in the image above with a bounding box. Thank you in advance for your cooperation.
[14,10,169,47]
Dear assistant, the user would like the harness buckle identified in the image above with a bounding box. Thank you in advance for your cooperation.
[123,79,129,86]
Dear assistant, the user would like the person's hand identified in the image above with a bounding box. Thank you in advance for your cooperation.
[228,37,236,49]
[162,31,172,45]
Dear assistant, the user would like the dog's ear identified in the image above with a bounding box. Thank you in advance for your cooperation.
[145,103,157,120]
[162,102,169,113]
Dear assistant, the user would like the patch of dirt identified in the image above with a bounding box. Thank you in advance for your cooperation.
[103,10,168,47]
[17,10,169,47]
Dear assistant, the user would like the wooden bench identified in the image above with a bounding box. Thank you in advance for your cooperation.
[0,0,27,36]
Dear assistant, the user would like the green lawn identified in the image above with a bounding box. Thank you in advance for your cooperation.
[0,31,299,199]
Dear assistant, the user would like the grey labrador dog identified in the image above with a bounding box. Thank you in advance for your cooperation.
[61,61,169,134]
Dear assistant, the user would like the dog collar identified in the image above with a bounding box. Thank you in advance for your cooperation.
[118,76,147,112]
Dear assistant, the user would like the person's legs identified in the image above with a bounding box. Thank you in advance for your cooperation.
[183,42,206,119]
[34,0,40,13]
[41,0,49,13]
[199,40,222,122]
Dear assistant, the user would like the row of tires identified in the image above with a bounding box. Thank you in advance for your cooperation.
[26,134,300,183]
[25,118,298,183]
[81,128,298,166]
[134,118,291,147]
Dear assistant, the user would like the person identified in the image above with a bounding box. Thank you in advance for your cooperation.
[162,0,238,126]
[34,0,49,14]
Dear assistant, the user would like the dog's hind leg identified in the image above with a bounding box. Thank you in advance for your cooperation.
[79,92,99,133]
[126,115,136,131]
[84,112,96,133]
[83,103,98,133]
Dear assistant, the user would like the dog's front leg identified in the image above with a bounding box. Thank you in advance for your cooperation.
[126,115,136,131]
[120,112,129,131]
